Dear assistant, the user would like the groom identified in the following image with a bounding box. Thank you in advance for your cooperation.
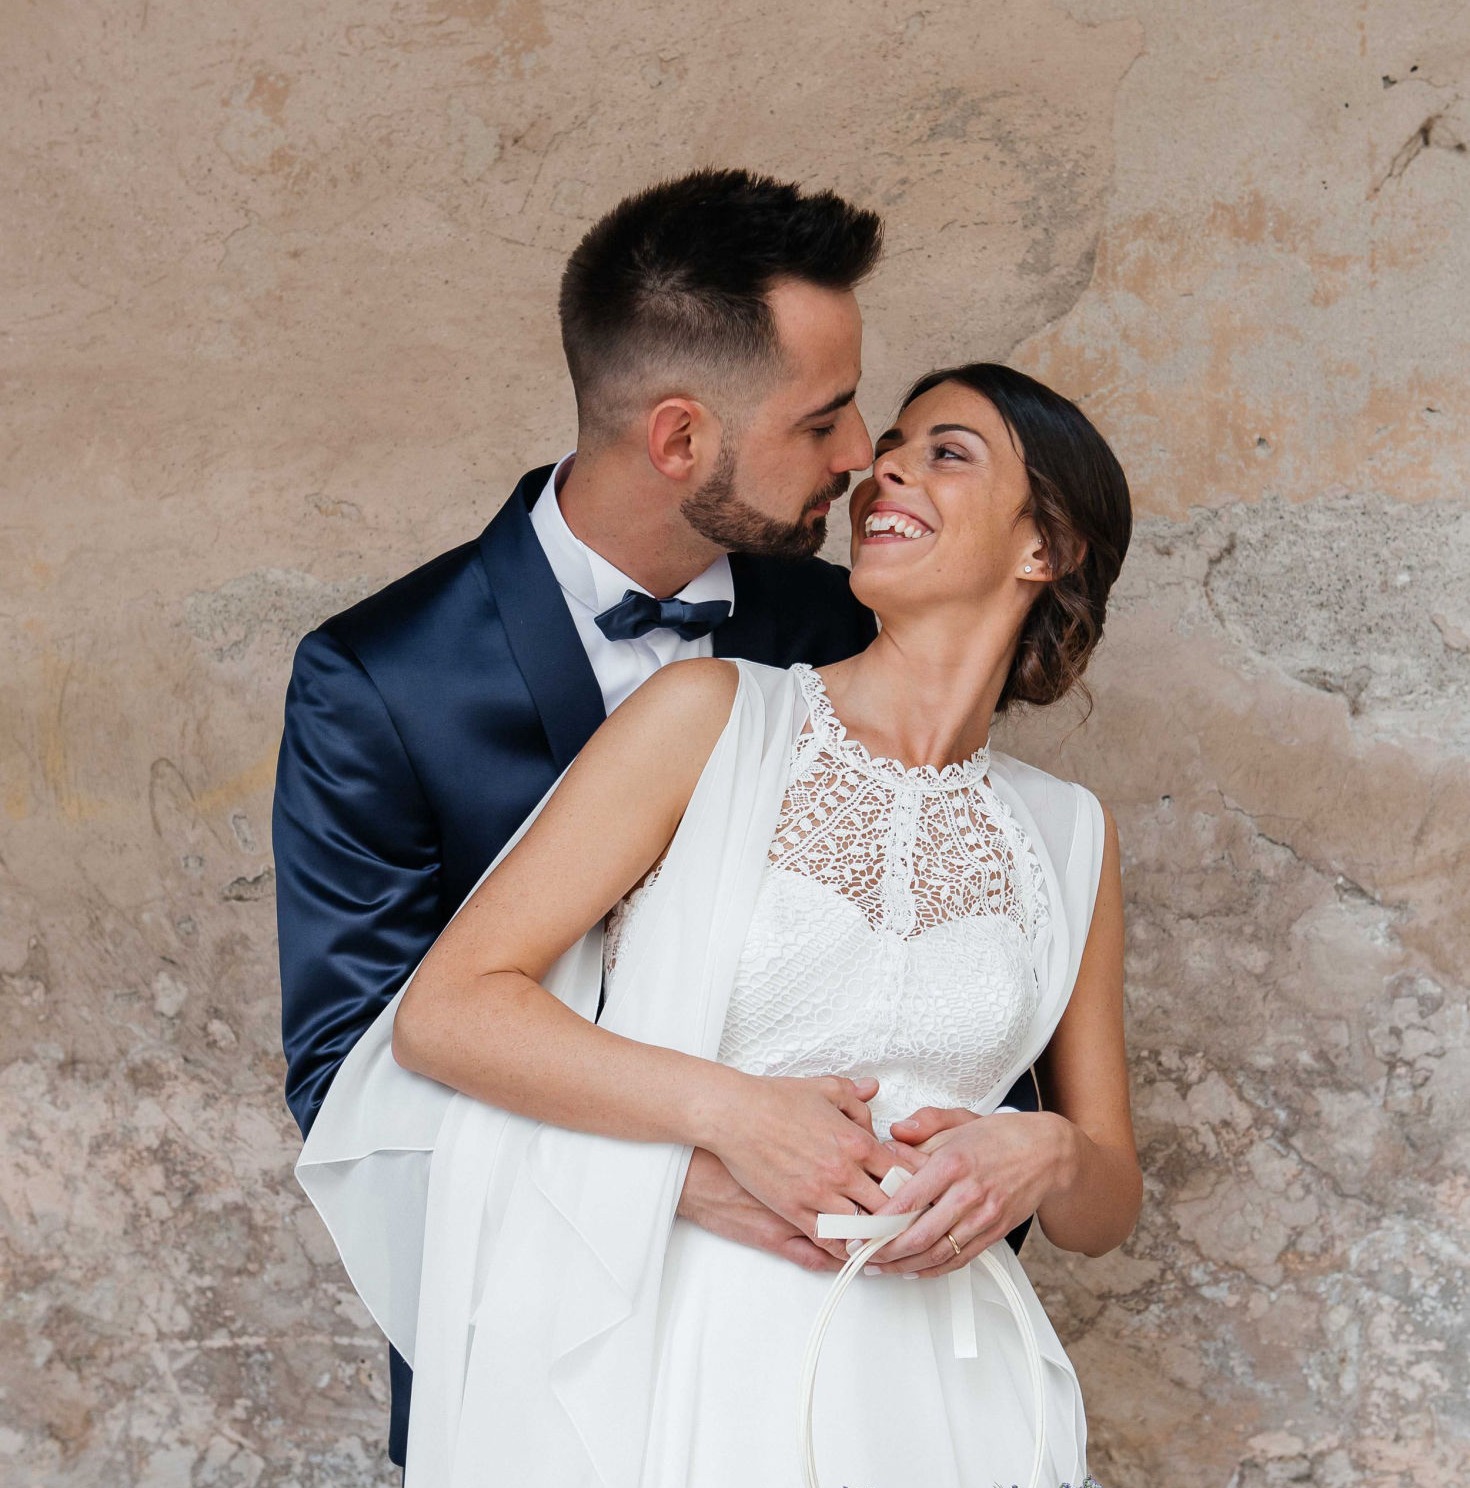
[273,168,1038,1467]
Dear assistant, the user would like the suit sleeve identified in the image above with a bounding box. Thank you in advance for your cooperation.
[273,628,443,1136]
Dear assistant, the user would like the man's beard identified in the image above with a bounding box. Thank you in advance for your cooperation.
[680,439,847,561]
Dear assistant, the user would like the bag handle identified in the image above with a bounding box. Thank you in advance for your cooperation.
[803,1168,1047,1488]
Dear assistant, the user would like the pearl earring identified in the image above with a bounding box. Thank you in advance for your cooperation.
[1023,564,1033,574]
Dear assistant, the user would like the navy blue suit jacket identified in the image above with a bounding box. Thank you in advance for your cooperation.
[273,465,1037,1464]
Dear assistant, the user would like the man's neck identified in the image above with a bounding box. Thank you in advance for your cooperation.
[556,449,729,599]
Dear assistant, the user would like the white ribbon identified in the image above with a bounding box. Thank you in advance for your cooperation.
[804,1168,1047,1488]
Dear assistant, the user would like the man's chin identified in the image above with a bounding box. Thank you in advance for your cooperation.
[751,519,825,561]
[680,486,829,560]
[772,512,827,560]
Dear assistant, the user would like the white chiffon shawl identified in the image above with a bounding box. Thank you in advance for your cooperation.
[296,659,1105,1488]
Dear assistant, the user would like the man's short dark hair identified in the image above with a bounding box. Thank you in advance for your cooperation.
[559,168,883,445]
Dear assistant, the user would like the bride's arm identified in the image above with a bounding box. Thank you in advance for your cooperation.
[1028,804,1141,1254]
[392,658,898,1227]
[392,656,732,1133]
[868,805,1142,1269]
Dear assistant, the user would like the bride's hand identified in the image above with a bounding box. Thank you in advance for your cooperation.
[678,1148,850,1272]
[705,1073,920,1263]
[865,1109,1077,1276]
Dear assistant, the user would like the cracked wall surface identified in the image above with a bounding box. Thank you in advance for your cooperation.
[2,1,1466,1484]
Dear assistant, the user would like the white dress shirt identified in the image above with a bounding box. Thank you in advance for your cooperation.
[528,452,737,716]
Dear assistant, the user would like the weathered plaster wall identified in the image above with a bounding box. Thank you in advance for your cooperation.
[1,1,1465,1484]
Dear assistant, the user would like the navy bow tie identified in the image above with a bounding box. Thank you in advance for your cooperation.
[594,589,732,643]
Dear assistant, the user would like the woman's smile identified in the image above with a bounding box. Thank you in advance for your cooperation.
[861,502,936,543]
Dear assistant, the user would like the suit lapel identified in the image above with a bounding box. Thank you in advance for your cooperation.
[477,468,606,772]
[713,554,781,664]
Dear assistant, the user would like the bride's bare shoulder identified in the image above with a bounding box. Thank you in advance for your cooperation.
[618,657,739,725]
[587,658,740,767]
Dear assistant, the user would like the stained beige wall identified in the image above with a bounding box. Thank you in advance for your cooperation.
[2,1,1466,1484]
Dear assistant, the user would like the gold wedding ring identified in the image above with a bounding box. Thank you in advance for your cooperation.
[945,1231,962,1260]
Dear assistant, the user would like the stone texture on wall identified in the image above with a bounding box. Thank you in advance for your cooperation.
[2,1,1465,1484]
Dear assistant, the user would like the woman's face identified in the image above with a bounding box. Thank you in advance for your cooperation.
[848,380,1040,615]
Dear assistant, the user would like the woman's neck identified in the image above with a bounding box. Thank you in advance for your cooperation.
[816,609,1022,772]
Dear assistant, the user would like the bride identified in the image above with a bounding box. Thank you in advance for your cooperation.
[298,361,1140,1488]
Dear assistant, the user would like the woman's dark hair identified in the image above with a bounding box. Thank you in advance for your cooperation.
[560,168,883,443]
[901,363,1132,713]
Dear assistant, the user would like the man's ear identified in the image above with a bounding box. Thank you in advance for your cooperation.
[647,398,719,481]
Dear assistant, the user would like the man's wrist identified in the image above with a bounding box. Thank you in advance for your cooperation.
[677,1146,717,1219]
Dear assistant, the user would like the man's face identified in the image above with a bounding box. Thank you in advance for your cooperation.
[680,279,872,560]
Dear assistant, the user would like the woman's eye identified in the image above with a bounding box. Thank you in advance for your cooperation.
[933,444,965,461]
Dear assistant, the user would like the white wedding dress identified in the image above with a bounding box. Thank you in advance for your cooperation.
[296,660,1104,1488]
[614,664,1089,1488]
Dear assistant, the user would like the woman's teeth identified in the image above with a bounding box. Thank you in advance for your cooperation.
[864,511,931,540]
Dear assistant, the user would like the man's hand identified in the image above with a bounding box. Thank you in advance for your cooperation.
[676,1147,843,1272]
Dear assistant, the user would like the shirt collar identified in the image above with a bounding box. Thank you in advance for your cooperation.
[528,452,736,617]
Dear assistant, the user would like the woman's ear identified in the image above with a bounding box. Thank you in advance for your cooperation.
[1020,530,1086,583]
[1019,544,1051,583]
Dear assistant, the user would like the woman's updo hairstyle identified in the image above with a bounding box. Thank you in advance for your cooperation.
[900,363,1132,712]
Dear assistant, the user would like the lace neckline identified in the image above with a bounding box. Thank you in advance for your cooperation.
[791,663,991,791]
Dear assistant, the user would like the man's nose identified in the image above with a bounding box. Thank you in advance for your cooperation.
[838,407,873,473]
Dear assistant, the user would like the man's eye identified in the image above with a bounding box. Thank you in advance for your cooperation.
[811,424,837,438]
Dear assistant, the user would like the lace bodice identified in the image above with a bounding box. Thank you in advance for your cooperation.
[605,664,1052,1138]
